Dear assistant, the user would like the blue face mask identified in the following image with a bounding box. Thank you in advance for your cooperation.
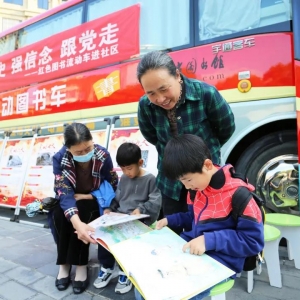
[73,149,94,163]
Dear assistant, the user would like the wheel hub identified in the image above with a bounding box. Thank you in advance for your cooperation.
[256,155,299,213]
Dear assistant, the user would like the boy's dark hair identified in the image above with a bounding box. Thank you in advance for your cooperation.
[116,142,142,166]
[163,134,212,180]
[64,123,92,148]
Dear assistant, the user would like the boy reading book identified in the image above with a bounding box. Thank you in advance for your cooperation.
[93,142,162,294]
[135,134,264,300]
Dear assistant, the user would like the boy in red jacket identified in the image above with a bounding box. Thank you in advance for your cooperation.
[135,134,264,300]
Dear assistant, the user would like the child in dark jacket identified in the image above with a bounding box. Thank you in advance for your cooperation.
[135,134,264,300]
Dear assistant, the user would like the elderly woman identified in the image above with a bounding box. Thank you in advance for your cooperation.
[137,51,235,234]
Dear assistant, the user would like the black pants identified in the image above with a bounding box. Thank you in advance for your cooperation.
[160,187,196,235]
[51,199,99,266]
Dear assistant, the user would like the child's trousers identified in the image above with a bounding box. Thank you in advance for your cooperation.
[98,244,115,268]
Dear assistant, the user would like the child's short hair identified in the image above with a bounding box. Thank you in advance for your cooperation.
[163,134,212,180]
[116,142,142,166]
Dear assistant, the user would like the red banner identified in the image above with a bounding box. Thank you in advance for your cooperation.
[0,5,140,93]
[0,60,143,121]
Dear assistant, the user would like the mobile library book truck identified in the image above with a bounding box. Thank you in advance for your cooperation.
[0,0,299,221]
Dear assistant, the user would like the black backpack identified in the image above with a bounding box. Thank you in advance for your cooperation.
[230,168,266,271]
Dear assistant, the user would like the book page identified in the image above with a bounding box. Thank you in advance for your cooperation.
[89,212,150,228]
[110,227,235,300]
[91,219,152,250]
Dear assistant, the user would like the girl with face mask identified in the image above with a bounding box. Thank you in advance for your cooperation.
[50,123,118,295]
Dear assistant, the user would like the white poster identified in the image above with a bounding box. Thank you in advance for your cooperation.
[0,138,33,207]
[20,135,64,207]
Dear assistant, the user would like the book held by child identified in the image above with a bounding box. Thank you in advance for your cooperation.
[89,213,235,300]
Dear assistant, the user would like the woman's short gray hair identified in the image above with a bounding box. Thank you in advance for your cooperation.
[137,51,177,83]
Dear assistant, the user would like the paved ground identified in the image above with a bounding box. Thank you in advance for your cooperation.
[0,208,300,300]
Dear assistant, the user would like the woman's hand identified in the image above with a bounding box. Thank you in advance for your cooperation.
[70,215,96,244]
[182,235,206,255]
[156,218,168,230]
[131,208,141,215]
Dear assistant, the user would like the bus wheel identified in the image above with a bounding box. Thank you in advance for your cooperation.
[235,130,299,216]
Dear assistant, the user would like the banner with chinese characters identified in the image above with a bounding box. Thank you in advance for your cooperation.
[0,4,140,93]
[20,134,64,207]
[0,138,33,207]
[0,57,143,121]
[108,128,158,178]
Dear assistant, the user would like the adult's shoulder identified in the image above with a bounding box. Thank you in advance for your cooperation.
[53,146,67,161]
[138,94,151,107]
[94,143,109,153]
[183,75,219,100]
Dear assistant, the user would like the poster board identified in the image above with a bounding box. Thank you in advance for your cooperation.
[0,138,33,207]
[91,130,108,149]
[108,116,158,177]
[20,134,64,207]
[0,139,4,161]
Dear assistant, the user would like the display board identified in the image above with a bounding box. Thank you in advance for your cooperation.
[92,130,108,149]
[0,138,33,207]
[19,134,65,207]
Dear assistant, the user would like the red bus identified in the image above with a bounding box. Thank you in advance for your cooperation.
[0,0,299,218]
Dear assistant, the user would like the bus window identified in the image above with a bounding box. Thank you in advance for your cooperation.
[198,0,292,42]
[0,32,17,56]
[87,0,191,54]
[18,4,84,49]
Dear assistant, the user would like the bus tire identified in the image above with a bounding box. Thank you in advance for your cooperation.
[235,130,299,215]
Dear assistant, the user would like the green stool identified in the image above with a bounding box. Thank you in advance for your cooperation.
[209,279,234,300]
[247,224,282,293]
[265,213,300,269]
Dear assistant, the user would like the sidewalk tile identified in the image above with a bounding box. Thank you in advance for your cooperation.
[0,280,36,300]
[0,273,9,285]
[13,249,57,269]
[37,261,58,277]
[31,276,72,300]
[13,229,47,242]
[62,292,94,299]
[0,237,19,249]
[30,294,56,300]
[5,266,45,285]
[0,258,18,273]
[1,243,42,261]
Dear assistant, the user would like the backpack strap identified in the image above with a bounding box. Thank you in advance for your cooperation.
[229,166,248,183]
[231,186,253,221]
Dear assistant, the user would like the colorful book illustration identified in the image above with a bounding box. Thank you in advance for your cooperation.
[88,212,151,250]
[89,214,235,300]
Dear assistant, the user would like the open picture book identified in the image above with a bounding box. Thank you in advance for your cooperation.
[89,213,235,300]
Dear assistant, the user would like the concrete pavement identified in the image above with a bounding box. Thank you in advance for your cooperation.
[0,209,300,300]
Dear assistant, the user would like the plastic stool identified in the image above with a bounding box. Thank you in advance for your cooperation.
[209,279,235,300]
[266,213,300,269]
[247,224,282,292]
